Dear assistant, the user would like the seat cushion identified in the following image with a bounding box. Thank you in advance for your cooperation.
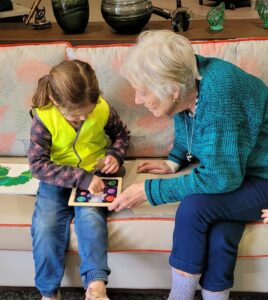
[0,157,268,259]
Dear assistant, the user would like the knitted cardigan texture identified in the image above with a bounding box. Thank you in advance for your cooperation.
[145,56,268,206]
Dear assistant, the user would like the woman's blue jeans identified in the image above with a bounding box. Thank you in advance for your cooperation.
[169,176,268,292]
[31,182,110,297]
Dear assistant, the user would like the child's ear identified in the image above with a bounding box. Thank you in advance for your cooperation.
[49,96,58,106]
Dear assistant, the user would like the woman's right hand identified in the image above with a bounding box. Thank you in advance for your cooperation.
[88,175,105,195]
[261,209,268,224]
[108,181,147,212]
[137,160,173,174]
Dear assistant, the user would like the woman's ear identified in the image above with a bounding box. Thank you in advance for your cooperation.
[172,84,180,102]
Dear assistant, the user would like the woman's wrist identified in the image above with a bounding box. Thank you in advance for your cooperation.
[165,160,180,173]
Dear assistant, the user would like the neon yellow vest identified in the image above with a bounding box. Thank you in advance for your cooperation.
[35,96,109,172]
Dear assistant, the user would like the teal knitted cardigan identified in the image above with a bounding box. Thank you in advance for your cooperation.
[145,55,268,206]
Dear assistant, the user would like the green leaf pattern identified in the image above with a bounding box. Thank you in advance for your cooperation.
[0,165,33,186]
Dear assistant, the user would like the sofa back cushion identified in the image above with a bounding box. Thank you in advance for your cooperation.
[1,38,267,157]
[66,38,268,158]
[0,43,68,156]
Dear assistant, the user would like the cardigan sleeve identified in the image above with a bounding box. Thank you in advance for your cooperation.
[145,119,251,205]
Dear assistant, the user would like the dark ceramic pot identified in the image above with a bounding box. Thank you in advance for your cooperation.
[101,0,153,34]
[51,0,89,34]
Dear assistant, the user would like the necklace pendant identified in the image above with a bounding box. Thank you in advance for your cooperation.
[186,152,193,162]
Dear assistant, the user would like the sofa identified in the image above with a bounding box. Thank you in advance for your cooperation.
[0,37,268,293]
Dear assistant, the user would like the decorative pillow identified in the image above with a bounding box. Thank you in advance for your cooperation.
[66,38,268,158]
[192,38,268,85]
[0,43,68,156]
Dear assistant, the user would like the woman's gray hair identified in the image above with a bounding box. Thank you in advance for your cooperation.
[121,30,201,100]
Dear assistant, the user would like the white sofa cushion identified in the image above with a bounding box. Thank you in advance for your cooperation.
[1,158,268,260]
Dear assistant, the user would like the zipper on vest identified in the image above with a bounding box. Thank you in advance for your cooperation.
[72,121,84,168]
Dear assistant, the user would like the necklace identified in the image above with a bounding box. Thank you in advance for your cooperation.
[184,111,195,162]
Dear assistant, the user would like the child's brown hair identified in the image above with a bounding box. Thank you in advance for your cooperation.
[32,60,100,110]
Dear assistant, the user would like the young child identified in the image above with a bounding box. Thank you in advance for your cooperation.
[28,60,130,300]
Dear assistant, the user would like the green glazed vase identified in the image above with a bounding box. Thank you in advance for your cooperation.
[255,0,268,29]
[207,2,225,32]
[51,0,89,34]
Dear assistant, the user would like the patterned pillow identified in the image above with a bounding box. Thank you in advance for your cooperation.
[192,38,268,85]
[0,43,68,156]
[66,45,174,158]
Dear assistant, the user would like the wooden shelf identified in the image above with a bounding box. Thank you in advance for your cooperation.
[0,19,267,45]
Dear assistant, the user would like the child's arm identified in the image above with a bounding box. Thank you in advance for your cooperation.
[261,209,268,224]
[104,105,130,166]
[28,115,94,190]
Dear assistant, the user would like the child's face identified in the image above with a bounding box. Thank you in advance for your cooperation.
[58,104,96,127]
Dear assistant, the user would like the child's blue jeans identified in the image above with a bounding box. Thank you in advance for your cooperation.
[31,182,110,297]
[169,176,268,292]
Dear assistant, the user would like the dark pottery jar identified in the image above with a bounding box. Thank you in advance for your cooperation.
[101,0,153,34]
[51,0,89,34]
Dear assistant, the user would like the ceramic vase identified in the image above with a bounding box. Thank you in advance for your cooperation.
[101,0,153,34]
[51,0,89,34]
[255,0,268,29]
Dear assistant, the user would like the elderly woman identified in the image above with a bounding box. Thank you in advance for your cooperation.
[108,30,268,300]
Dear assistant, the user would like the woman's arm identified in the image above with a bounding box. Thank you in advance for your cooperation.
[145,119,252,206]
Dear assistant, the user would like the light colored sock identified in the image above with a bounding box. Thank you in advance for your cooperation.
[201,288,230,300]
[168,268,201,300]
[41,290,61,300]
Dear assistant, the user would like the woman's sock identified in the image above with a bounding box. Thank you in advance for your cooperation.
[201,288,230,300]
[167,268,201,300]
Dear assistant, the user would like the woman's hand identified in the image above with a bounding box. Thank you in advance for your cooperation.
[137,160,173,174]
[101,155,119,174]
[108,182,147,212]
[261,209,268,224]
[88,175,105,195]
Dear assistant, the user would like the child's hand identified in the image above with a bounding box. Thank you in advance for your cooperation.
[261,209,268,224]
[88,175,105,195]
[101,155,119,174]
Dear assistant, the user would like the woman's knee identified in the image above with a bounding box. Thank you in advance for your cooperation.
[177,194,212,222]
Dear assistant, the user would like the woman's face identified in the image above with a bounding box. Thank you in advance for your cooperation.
[134,88,177,118]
